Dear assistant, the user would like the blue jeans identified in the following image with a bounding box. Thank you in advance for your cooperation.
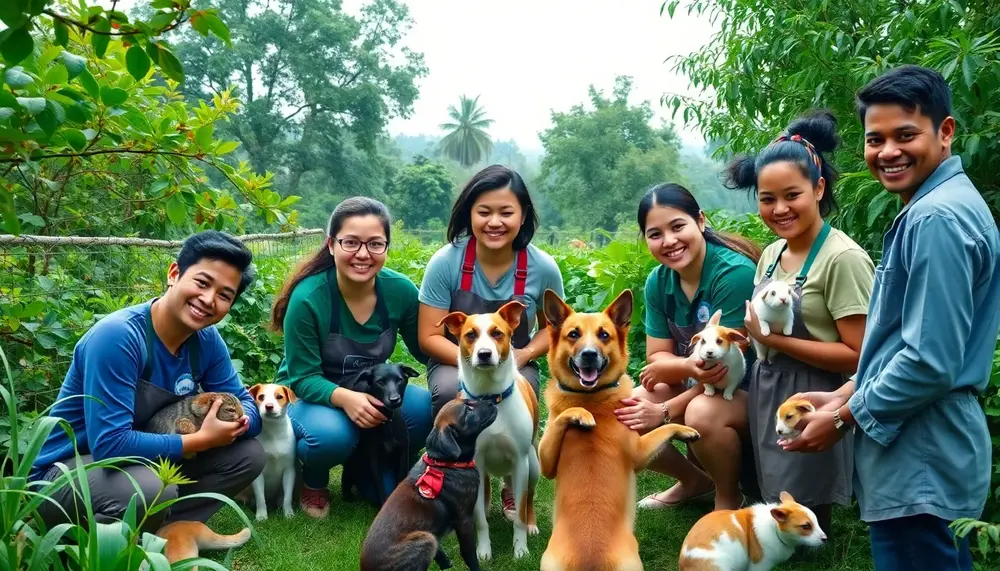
[869,514,973,571]
[288,384,432,501]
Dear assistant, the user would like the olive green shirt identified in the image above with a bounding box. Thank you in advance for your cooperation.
[754,227,875,342]
[274,268,427,405]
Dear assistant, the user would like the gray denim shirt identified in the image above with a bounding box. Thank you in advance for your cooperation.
[849,155,1000,523]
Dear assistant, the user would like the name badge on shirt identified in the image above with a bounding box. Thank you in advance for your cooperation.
[696,301,712,324]
[174,375,196,396]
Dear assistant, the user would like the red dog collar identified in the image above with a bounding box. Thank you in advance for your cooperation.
[415,454,476,499]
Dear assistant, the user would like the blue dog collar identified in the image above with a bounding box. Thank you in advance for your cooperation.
[460,380,515,404]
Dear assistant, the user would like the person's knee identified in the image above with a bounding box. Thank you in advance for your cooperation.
[233,438,266,480]
[684,395,726,434]
[294,407,359,469]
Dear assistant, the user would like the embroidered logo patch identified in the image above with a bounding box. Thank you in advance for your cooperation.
[174,374,195,395]
[696,301,712,324]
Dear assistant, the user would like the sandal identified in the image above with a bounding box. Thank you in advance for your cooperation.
[638,487,715,509]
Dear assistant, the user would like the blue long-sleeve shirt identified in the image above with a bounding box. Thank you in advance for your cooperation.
[31,300,261,480]
[849,155,1000,523]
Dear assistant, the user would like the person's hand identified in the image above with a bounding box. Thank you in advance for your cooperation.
[743,301,771,345]
[337,388,386,429]
[778,411,844,452]
[197,398,249,449]
[638,360,677,392]
[685,354,728,386]
[788,390,847,412]
[615,397,666,432]
[514,348,532,369]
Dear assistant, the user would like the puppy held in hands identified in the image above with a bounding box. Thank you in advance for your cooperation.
[750,281,797,362]
[775,397,815,442]
[690,310,747,401]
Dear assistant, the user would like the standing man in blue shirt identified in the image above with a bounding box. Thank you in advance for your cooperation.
[778,65,1000,570]
[32,230,265,533]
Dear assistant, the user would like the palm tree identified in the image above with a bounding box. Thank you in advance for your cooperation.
[438,95,494,167]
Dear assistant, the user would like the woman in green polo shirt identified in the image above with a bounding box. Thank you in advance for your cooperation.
[270,197,431,519]
[727,110,874,538]
[614,182,761,512]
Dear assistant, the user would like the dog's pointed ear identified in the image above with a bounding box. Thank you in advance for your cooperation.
[436,312,468,338]
[708,309,722,326]
[543,289,573,330]
[794,402,814,414]
[497,300,527,331]
[281,386,298,403]
[353,368,373,392]
[779,490,794,504]
[688,333,703,354]
[248,384,263,400]
[426,425,461,460]
[726,329,749,346]
[605,289,633,330]
[770,506,789,523]
[399,365,420,380]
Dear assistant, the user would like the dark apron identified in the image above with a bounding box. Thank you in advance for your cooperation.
[427,237,535,373]
[320,268,397,386]
[134,301,201,430]
[747,223,854,506]
[665,288,753,390]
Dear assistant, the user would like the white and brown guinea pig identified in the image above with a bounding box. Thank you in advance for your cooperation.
[775,396,816,441]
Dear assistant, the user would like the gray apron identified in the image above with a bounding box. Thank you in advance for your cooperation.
[426,237,537,389]
[320,268,397,386]
[747,223,854,506]
[665,292,753,390]
[134,301,201,430]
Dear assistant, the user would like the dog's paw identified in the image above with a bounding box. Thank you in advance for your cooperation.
[528,523,539,536]
[671,425,701,443]
[255,510,268,522]
[513,539,530,559]
[563,407,595,430]
[723,391,734,401]
[283,506,294,519]
[703,385,716,396]
[476,541,492,562]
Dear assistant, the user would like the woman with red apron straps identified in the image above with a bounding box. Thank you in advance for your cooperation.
[728,111,874,542]
[418,165,564,521]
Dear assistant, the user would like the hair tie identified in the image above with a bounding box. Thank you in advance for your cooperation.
[771,134,822,171]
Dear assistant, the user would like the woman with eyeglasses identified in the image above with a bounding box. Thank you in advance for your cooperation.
[270,197,432,518]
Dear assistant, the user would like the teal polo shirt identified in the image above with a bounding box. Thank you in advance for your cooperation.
[643,241,757,340]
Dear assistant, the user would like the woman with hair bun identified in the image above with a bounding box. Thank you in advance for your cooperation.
[726,110,875,537]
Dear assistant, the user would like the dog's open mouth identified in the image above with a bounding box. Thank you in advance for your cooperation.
[569,359,606,389]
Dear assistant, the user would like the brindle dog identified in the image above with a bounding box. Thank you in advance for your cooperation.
[360,397,498,571]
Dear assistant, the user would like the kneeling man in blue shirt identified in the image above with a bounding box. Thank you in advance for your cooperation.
[780,65,1000,571]
[32,230,265,532]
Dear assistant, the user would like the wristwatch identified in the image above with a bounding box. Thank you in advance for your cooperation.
[833,408,850,433]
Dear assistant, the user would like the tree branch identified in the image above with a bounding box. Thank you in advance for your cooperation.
[43,9,187,37]
[1,148,204,164]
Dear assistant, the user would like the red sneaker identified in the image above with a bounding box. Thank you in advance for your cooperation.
[501,486,516,522]
[300,486,330,519]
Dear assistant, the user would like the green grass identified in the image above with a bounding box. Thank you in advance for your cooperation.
[204,377,876,571]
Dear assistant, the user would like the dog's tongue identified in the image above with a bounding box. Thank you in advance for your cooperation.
[579,367,600,384]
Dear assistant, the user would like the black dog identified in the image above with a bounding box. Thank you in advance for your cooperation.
[360,397,498,571]
[340,362,421,505]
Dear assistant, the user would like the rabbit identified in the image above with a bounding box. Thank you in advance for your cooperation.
[751,281,798,363]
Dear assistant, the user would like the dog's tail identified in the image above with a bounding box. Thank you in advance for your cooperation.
[158,521,251,565]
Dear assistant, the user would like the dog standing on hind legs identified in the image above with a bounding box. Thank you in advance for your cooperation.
[436,300,540,561]
[538,288,701,571]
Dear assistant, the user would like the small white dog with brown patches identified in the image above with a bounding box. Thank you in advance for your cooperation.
[247,383,298,521]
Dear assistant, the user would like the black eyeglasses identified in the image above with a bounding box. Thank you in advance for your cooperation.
[334,237,389,255]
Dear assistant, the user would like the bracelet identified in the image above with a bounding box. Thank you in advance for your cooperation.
[660,401,670,424]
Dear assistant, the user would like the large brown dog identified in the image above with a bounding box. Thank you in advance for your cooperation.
[538,289,701,571]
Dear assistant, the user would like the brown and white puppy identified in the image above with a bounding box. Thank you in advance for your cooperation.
[158,521,251,569]
[247,383,297,521]
[436,301,540,561]
[774,396,816,442]
[360,397,499,571]
[538,288,701,571]
[689,309,748,401]
[678,490,827,570]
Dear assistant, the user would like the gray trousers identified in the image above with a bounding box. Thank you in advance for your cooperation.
[36,438,265,533]
[428,362,541,419]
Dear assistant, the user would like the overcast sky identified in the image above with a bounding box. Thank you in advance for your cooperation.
[341,0,718,152]
[79,0,718,153]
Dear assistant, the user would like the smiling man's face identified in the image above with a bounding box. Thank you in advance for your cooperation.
[863,103,954,203]
[164,258,241,332]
